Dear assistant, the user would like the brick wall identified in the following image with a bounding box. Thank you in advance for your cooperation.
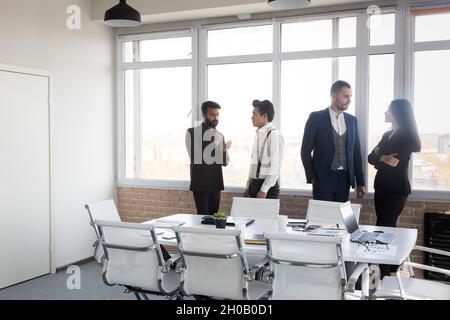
[117,186,450,277]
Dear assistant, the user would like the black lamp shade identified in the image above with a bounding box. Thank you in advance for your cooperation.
[104,0,142,27]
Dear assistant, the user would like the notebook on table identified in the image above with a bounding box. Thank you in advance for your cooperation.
[244,233,266,245]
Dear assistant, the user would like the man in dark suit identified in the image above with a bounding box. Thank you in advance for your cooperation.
[186,101,232,215]
[301,80,366,202]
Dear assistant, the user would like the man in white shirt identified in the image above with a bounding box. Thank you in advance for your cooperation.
[244,100,285,199]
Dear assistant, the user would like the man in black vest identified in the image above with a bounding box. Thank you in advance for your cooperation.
[186,101,232,215]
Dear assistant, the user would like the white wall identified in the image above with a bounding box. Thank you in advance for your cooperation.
[0,0,115,268]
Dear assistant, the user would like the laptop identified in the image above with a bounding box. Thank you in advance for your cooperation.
[340,203,394,244]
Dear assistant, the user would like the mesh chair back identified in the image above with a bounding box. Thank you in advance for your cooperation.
[230,197,280,219]
[96,220,165,293]
[265,232,346,300]
[85,199,121,237]
[173,226,249,299]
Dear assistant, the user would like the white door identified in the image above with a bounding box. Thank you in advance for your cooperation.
[0,69,51,289]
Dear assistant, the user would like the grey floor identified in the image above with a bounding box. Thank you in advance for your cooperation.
[0,260,166,300]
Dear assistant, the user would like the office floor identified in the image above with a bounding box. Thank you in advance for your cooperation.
[0,260,165,300]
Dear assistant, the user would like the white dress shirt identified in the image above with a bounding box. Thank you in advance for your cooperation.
[246,123,285,193]
[329,107,347,136]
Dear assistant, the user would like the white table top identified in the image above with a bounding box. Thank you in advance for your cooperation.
[145,213,418,265]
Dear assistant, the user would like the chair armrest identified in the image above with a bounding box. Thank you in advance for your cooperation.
[403,261,450,277]
[162,253,182,273]
[249,256,270,281]
[346,263,369,292]
[414,245,450,257]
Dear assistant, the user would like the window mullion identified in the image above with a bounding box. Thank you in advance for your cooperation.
[405,6,416,190]
[198,28,208,126]
[332,18,339,83]
[192,28,199,128]
[133,40,142,178]
[133,69,142,179]
[355,12,370,189]
[394,6,407,99]
[273,19,281,130]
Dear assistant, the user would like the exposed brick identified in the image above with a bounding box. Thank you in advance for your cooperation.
[424,202,450,211]
[405,201,426,209]
[399,208,416,216]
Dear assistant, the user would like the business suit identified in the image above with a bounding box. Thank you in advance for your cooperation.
[301,108,365,202]
[186,123,229,215]
[368,130,413,227]
[369,130,414,277]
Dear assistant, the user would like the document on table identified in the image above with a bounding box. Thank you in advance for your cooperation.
[356,244,397,256]
[151,219,185,228]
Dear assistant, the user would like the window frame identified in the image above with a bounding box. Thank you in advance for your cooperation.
[406,2,450,200]
[116,4,450,201]
[117,29,196,189]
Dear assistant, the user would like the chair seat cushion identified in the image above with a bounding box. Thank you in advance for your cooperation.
[247,280,269,300]
[375,276,450,300]
[161,271,181,294]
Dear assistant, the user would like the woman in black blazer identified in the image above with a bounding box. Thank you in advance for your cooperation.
[368,99,421,277]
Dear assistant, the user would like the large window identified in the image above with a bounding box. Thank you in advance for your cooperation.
[118,5,450,199]
[367,54,395,191]
[412,9,450,192]
[208,62,272,187]
[206,25,274,187]
[366,12,396,191]
[121,33,193,181]
[281,58,332,189]
[280,17,357,190]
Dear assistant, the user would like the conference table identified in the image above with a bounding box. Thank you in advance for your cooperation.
[145,213,417,264]
[144,213,418,298]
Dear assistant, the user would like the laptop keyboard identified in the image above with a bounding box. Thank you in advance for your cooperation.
[351,230,379,243]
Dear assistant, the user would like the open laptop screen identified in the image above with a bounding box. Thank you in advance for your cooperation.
[340,202,359,234]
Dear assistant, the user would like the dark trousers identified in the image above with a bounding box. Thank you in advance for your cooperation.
[375,191,408,278]
[312,170,350,202]
[193,191,221,215]
[249,179,280,199]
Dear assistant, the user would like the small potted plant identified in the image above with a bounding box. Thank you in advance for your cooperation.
[213,212,228,229]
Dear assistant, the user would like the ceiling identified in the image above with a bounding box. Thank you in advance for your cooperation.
[91,0,378,24]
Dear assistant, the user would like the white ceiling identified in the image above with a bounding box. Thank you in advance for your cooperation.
[92,0,376,24]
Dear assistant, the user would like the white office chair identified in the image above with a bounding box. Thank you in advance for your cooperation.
[230,197,280,219]
[306,199,361,227]
[172,225,269,300]
[95,219,181,300]
[230,197,280,275]
[85,199,121,263]
[373,245,450,300]
[264,232,368,300]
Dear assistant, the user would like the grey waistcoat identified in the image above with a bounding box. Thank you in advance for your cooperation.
[331,129,348,171]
